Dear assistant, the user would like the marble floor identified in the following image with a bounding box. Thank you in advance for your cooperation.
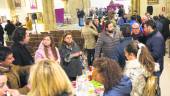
[160,53,170,96]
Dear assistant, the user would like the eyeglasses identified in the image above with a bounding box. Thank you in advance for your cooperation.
[132,28,139,29]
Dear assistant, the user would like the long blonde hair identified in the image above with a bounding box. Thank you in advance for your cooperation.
[28,59,73,96]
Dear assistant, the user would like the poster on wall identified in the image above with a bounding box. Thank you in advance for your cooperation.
[55,8,64,24]
[29,0,37,9]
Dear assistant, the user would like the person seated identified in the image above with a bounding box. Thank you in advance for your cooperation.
[0,46,30,95]
[35,35,61,63]
[27,59,74,96]
[92,57,132,96]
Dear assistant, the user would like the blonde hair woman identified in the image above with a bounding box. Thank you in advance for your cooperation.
[28,59,74,96]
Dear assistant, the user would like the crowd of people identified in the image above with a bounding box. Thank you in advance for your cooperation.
[0,4,170,96]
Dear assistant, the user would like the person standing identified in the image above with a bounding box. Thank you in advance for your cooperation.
[0,20,4,46]
[95,21,123,58]
[143,20,165,77]
[82,19,98,66]
[4,20,16,41]
[24,17,32,31]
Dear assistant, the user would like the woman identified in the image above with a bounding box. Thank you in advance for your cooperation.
[35,35,60,63]
[124,40,159,96]
[93,57,132,96]
[81,19,98,66]
[28,59,74,96]
[11,27,34,66]
[59,32,82,81]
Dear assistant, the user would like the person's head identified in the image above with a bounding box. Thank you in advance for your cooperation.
[12,27,30,44]
[93,18,99,25]
[42,35,58,60]
[85,18,92,26]
[61,32,73,45]
[120,24,131,37]
[25,17,29,22]
[132,23,140,35]
[0,47,14,65]
[0,75,8,96]
[105,21,114,33]
[124,40,155,73]
[153,16,159,21]
[131,15,137,21]
[6,20,11,24]
[28,59,73,96]
[141,15,148,23]
[145,12,151,18]
[143,20,156,36]
[93,57,122,92]
[133,10,138,15]
[100,16,105,22]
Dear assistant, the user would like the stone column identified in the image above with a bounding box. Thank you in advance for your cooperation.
[42,0,56,31]
[7,0,16,17]
[131,0,140,15]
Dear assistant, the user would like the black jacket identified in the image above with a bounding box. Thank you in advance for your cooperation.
[11,42,34,66]
[4,23,15,36]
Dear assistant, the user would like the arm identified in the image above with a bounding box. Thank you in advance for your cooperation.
[149,38,164,60]
[55,47,61,63]
[34,50,44,62]
[90,28,98,36]
[94,34,104,58]
[12,50,22,65]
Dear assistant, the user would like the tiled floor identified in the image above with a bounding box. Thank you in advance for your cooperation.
[160,53,170,96]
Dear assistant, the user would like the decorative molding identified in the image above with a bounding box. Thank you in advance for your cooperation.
[147,0,159,5]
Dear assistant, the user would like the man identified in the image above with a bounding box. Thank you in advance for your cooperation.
[0,46,30,94]
[4,20,16,41]
[95,21,123,58]
[133,10,142,24]
[0,19,4,46]
[93,18,102,33]
[82,19,98,66]
[131,23,145,43]
[143,20,165,77]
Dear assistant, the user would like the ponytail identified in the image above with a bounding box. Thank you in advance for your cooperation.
[138,45,155,73]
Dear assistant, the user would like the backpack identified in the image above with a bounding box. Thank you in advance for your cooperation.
[142,75,160,96]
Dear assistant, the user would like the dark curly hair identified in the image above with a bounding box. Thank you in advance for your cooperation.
[12,27,27,42]
[93,57,122,92]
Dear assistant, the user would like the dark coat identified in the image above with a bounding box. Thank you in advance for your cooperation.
[11,42,34,66]
[112,37,133,69]
[59,42,82,77]
[0,64,30,94]
[0,24,4,46]
[159,17,170,41]
[95,31,123,58]
[103,76,132,96]
[146,30,165,76]
[4,23,15,36]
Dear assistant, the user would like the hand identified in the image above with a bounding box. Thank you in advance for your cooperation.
[8,89,20,96]
[71,51,82,57]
